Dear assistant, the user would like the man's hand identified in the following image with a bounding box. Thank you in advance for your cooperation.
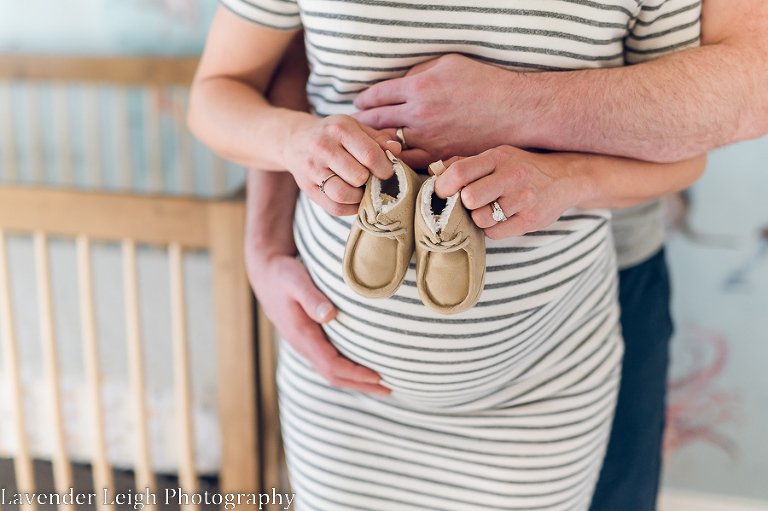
[354,0,768,164]
[246,252,390,395]
[353,55,518,169]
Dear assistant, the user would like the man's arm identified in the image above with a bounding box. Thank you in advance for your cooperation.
[354,0,768,164]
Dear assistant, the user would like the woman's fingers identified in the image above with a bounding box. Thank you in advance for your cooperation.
[308,186,360,216]
[361,124,403,156]
[434,152,498,199]
[319,171,365,205]
[459,172,506,210]
[341,123,396,180]
[471,198,524,229]
[293,116,403,215]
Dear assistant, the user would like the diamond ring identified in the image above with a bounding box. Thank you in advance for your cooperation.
[491,201,508,222]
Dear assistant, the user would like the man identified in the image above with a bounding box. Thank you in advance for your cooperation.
[237,0,768,509]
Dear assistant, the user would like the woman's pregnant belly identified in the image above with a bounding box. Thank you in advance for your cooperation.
[293,193,622,411]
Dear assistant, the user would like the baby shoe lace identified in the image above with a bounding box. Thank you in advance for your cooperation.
[419,232,469,253]
[357,211,406,238]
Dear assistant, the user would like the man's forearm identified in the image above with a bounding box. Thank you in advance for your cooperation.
[354,0,768,165]
[521,43,768,163]
[245,170,299,265]
[570,153,707,210]
[521,0,768,163]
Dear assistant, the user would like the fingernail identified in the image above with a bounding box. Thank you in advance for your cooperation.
[364,375,380,384]
[316,302,333,320]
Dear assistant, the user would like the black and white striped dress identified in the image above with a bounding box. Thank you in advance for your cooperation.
[221,0,700,509]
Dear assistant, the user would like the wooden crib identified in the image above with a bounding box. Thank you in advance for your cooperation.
[0,56,283,509]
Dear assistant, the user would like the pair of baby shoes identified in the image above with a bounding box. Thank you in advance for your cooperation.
[342,151,485,315]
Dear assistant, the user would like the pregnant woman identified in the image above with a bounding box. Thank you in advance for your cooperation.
[189,2,704,509]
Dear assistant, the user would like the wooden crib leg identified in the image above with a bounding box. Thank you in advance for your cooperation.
[208,202,259,508]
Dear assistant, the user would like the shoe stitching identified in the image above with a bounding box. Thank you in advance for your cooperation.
[357,210,407,238]
[419,232,469,253]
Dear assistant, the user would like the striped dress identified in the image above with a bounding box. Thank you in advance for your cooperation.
[221,0,701,509]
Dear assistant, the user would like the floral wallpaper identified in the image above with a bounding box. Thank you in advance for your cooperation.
[1,0,767,503]
[663,138,768,502]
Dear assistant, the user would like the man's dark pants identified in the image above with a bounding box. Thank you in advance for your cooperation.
[589,249,674,511]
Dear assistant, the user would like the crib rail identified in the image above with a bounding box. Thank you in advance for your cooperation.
[0,56,234,197]
[0,56,199,85]
[0,185,259,509]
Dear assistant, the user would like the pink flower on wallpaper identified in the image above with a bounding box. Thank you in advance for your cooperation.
[664,323,743,460]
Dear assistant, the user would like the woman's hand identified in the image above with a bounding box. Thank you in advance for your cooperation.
[435,146,591,239]
[283,114,403,216]
[434,146,707,240]
[189,10,402,217]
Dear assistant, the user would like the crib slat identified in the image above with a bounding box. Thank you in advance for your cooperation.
[53,85,74,186]
[34,232,76,508]
[77,236,114,510]
[83,85,102,188]
[169,243,198,507]
[174,88,194,195]
[145,89,163,193]
[114,88,133,191]
[27,85,44,183]
[122,239,157,503]
[0,230,38,511]
[212,155,227,197]
[258,304,282,492]
[0,83,18,182]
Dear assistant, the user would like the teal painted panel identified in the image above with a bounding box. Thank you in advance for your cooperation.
[0,0,217,55]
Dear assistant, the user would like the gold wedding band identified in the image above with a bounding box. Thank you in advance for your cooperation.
[319,173,339,194]
[396,127,409,150]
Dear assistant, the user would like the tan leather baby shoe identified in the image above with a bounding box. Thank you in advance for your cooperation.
[342,150,421,298]
[414,175,486,314]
